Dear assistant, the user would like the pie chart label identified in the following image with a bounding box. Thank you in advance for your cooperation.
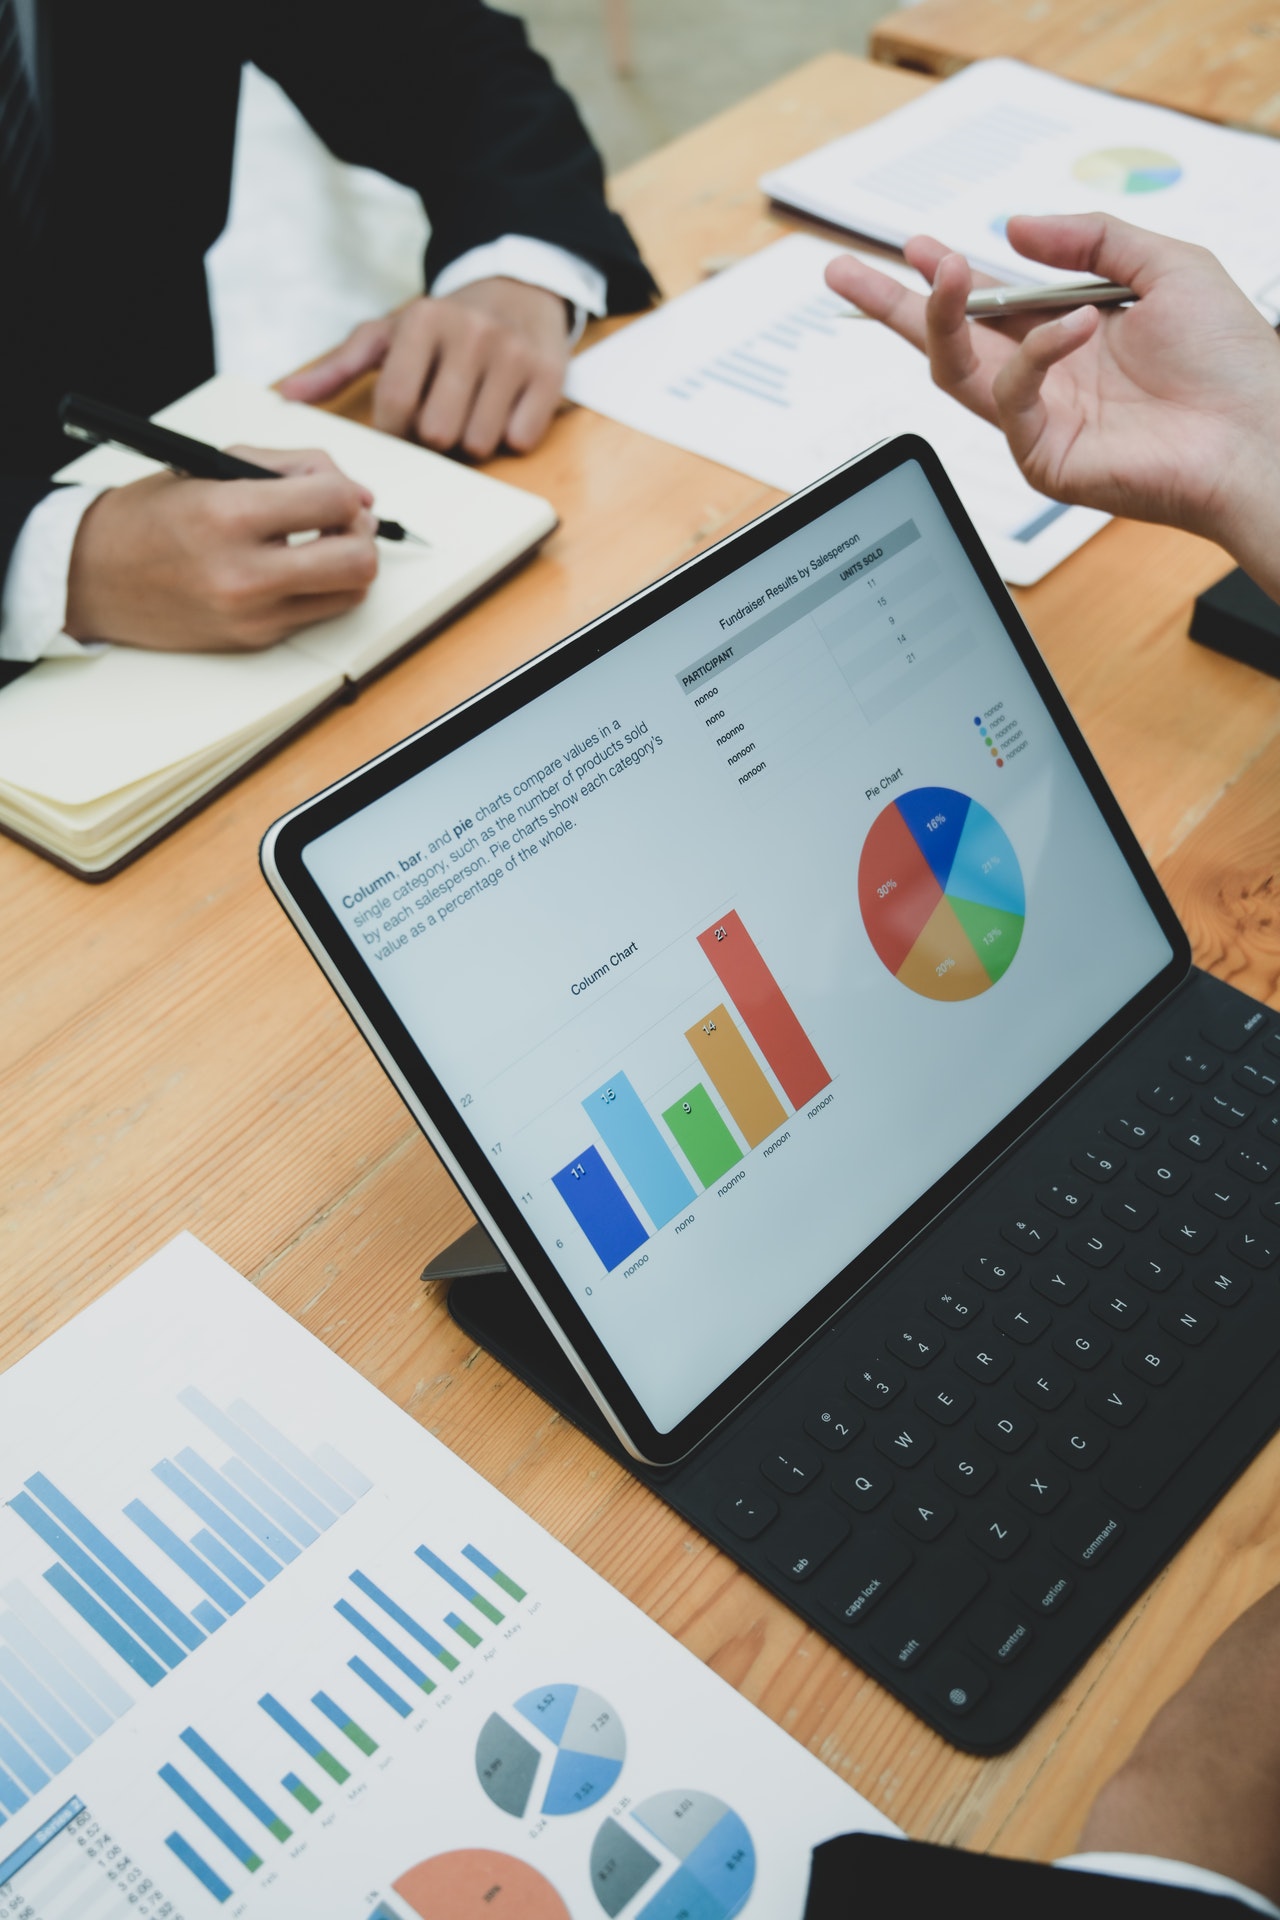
[859,786,1024,999]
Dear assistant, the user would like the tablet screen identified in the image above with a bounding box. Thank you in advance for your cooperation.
[300,455,1174,1435]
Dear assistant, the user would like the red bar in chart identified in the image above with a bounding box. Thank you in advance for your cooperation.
[697,910,829,1108]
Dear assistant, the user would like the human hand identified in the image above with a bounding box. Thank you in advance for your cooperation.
[278,278,572,459]
[64,447,379,652]
[824,215,1280,593]
[1078,1580,1280,1905]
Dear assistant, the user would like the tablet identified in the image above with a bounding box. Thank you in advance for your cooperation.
[262,436,1185,1467]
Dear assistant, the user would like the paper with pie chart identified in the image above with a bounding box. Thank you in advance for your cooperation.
[859,785,1025,1000]
[477,1685,625,1819]
[591,1789,755,1920]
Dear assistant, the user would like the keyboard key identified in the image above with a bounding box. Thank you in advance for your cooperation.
[1259,1112,1280,1148]
[1171,1122,1222,1162]
[1052,1324,1112,1370]
[1160,1302,1216,1347]
[1031,1261,1088,1306]
[895,1492,955,1542]
[1072,1139,1124,1183]
[1102,1187,1157,1232]
[1228,1145,1277,1183]
[964,1251,1020,1291]
[1159,1215,1215,1255]
[921,1649,990,1718]
[1139,1080,1189,1116]
[955,1335,1014,1385]
[967,1507,1029,1560]
[1086,1377,1146,1428]
[885,1326,944,1369]
[1228,1226,1280,1269]
[1201,1006,1267,1054]
[1016,1361,1073,1411]
[1056,1500,1125,1568]
[1048,1421,1109,1470]
[831,1456,893,1512]
[1135,1155,1190,1197]
[1260,1194,1280,1228]
[765,1504,850,1582]
[760,1444,821,1493]
[927,1287,982,1329]
[914,1377,973,1426]
[1037,1181,1088,1218]
[976,1402,1037,1453]
[1263,1030,1280,1062]
[818,1531,912,1629]
[804,1401,863,1452]
[1002,1214,1056,1254]
[875,1421,934,1467]
[1010,1551,1074,1615]
[1203,1091,1253,1129]
[1008,1461,1070,1515]
[1124,1244,1181,1292]
[1234,1061,1279,1098]
[1124,1341,1183,1386]
[1107,1112,1158,1149]
[1067,1226,1123,1268]
[967,1598,1034,1664]
[993,1300,1051,1344]
[1195,1266,1250,1308]
[1089,1284,1145,1331]
[935,1443,996,1497]
[1195,1177,1248,1219]
[868,1558,986,1669]
[847,1360,904,1408]
[1170,1049,1218,1084]
[717,1491,777,1540]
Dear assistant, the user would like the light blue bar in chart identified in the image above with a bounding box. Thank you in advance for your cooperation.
[191,1529,263,1600]
[173,1451,300,1565]
[0,1598,115,1737]
[0,1647,88,1757]
[166,1830,232,1904]
[582,1070,695,1228]
[125,1502,245,1615]
[10,1493,189,1670]
[23,1473,204,1652]
[0,1761,26,1816]
[177,1389,340,1531]
[312,1444,373,1500]
[221,1458,318,1548]
[0,1714,47,1794]
[192,1601,223,1634]
[42,1566,165,1688]
[0,1674,69,1775]
[151,1461,279,1583]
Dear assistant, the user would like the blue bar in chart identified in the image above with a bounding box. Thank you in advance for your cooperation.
[348,1569,458,1671]
[0,1760,26,1816]
[0,1581,128,1727]
[462,1545,527,1603]
[192,1527,264,1599]
[0,1646,88,1758]
[179,1389,356,1521]
[221,1458,319,1548]
[160,1764,263,1871]
[0,1714,45,1795]
[0,1672,69,1776]
[314,1444,373,1500]
[172,1449,301,1565]
[193,1600,224,1633]
[124,1501,246,1616]
[445,1611,483,1650]
[552,1146,648,1271]
[152,1459,281,1583]
[583,1071,695,1227]
[21,1473,204,1652]
[259,1695,350,1784]
[335,1601,437,1695]
[166,1830,232,1904]
[42,1565,165,1687]
[180,1728,292,1842]
[349,1655,411,1719]
[415,1545,504,1625]
[10,1492,190,1670]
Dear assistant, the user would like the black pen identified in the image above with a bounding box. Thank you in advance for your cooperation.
[58,393,428,545]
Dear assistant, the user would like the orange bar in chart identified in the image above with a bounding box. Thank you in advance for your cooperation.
[684,1004,786,1149]
[697,910,829,1108]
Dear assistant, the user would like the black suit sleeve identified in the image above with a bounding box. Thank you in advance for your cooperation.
[244,0,657,312]
[0,477,60,687]
[805,1835,1261,1918]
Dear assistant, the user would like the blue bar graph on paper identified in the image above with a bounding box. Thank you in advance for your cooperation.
[125,1501,245,1615]
[348,1570,456,1667]
[221,1458,319,1548]
[0,1647,88,1758]
[334,1601,436,1692]
[160,1765,263,1870]
[552,1146,648,1271]
[166,1830,232,1904]
[151,1460,280,1582]
[173,1450,300,1565]
[178,1389,354,1522]
[22,1474,204,1652]
[0,1582,127,1726]
[42,1565,165,1687]
[414,1546,503,1624]
[10,1493,189,1671]
[191,1528,263,1599]
[349,1656,410,1718]
[180,1729,290,1840]
[583,1070,695,1227]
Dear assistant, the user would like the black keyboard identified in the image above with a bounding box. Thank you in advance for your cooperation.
[451,969,1280,1752]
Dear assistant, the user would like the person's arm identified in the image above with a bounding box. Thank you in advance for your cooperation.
[824,213,1280,599]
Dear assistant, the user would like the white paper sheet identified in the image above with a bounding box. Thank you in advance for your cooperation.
[566,234,1107,586]
[0,1235,896,1918]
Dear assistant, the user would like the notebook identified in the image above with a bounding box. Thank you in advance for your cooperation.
[262,435,1280,1750]
[0,376,556,880]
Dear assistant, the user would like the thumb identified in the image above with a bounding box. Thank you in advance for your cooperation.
[278,317,394,402]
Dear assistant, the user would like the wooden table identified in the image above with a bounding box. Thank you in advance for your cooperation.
[4,51,1280,1864]
[871,0,1280,135]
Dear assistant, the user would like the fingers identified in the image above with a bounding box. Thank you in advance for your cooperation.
[990,304,1099,462]
[505,358,563,453]
[372,294,566,455]
[1003,211,1204,291]
[922,250,985,399]
[206,533,378,650]
[214,472,375,542]
[824,253,930,348]
[277,318,394,403]
[225,446,375,506]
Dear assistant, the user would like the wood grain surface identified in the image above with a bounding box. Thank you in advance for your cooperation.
[4,52,1280,1858]
[871,0,1280,135]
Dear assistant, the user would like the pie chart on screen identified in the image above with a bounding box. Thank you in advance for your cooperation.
[1072,146,1182,194]
[859,786,1025,1001]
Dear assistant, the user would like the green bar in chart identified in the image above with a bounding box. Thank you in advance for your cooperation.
[445,1611,482,1650]
[283,1772,320,1813]
[662,1083,743,1186]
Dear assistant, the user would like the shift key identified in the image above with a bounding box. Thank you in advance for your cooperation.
[868,1558,987,1670]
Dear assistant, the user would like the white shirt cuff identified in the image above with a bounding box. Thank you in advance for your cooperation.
[1057,1851,1280,1915]
[0,484,107,662]
[429,234,607,347]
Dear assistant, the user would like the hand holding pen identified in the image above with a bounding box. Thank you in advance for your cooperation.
[823,211,1280,571]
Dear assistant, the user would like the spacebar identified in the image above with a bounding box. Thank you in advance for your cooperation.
[1100,1322,1280,1512]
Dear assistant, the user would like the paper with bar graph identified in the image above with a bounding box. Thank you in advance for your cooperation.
[0,1237,893,1918]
